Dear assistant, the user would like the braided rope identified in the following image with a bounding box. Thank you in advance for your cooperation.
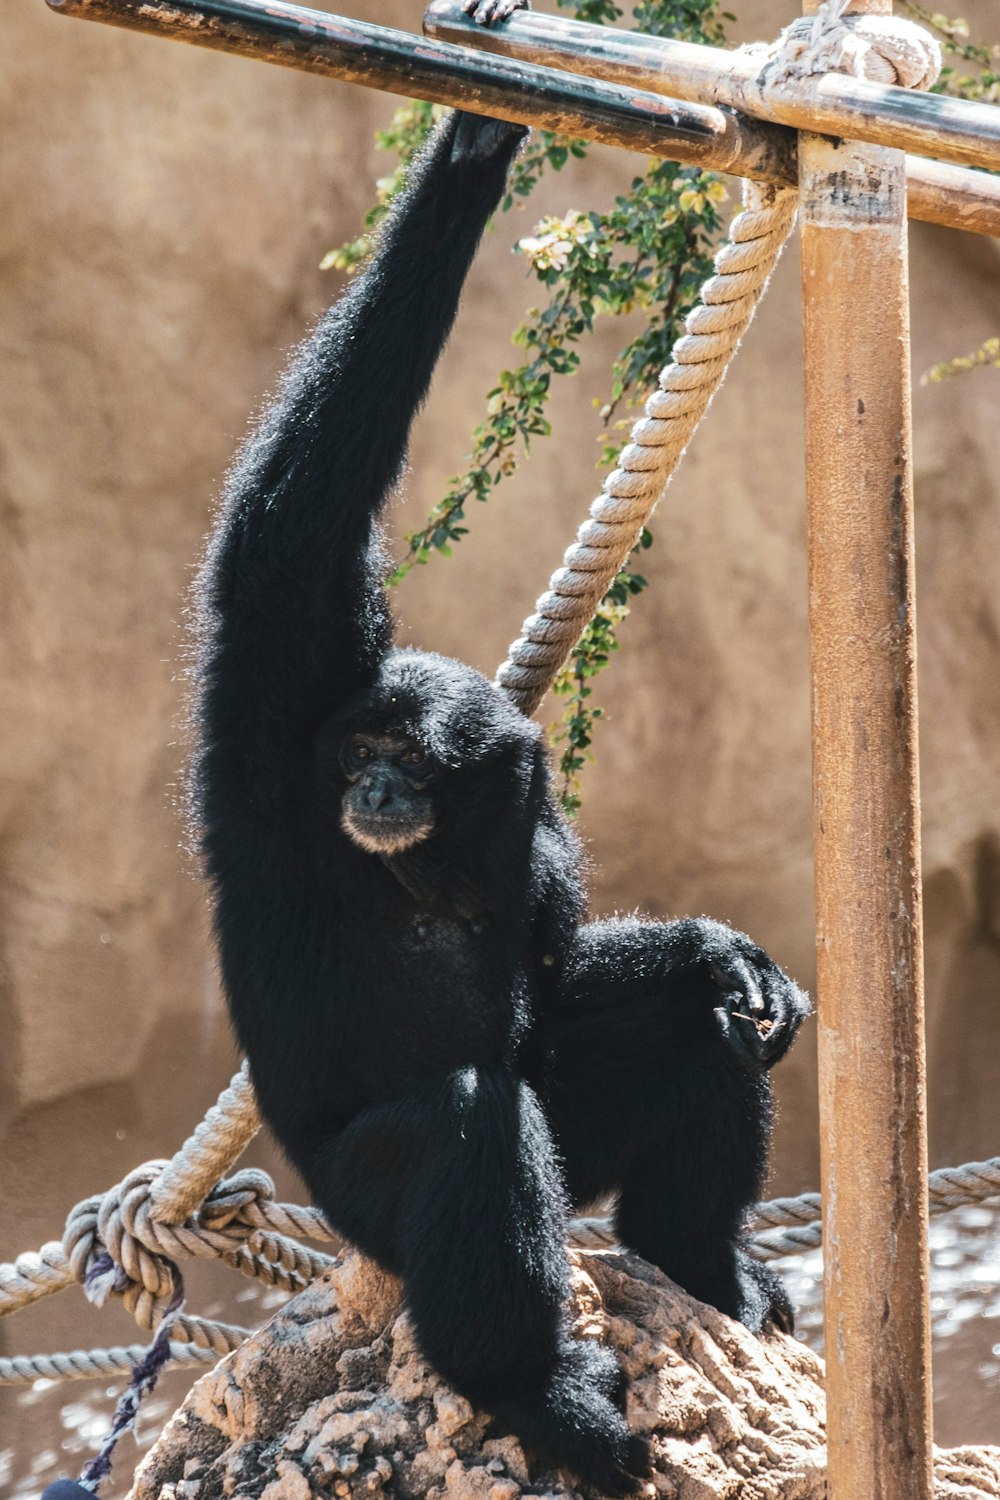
[1,1121,996,1384]
[2,1145,995,1318]
[0,1241,74,1310]
[744,0,941,89]
[495,179,797,716]
[569,1157,1000,1261]
[0,1342,218,1387]
[149,1062,261,1224]
[3,1157,995,1385]
[0,1313,248,1388]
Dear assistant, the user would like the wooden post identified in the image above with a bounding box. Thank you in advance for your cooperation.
[799,3,933,1498]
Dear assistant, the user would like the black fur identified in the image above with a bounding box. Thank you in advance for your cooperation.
[193,108,809,1496]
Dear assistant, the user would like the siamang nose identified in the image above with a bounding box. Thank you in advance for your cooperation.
[362,775,393,810]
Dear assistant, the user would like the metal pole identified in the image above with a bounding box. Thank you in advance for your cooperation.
[45,0,1000,236]
[799,0,933,1494]
[44,0,789,176]
[425,0,1000,236]
[425,0,1000,173]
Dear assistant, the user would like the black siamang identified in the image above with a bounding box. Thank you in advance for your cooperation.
[193,63,809,1500]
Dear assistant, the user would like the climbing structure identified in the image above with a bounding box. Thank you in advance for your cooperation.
[7,2,1000,1498]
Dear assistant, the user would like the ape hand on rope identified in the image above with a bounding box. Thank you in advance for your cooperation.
[194,52,808,1500]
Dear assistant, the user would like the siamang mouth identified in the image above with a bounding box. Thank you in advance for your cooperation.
[341,808,435,855]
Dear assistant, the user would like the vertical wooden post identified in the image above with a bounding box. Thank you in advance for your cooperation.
[799,3,933,1498]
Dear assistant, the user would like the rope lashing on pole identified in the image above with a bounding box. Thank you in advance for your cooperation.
[744,0,940,89]
[493,0,940,717]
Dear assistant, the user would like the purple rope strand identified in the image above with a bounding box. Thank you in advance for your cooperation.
[77,1272,185,1493]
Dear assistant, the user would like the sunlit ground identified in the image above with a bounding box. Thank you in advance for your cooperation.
[4,1206,998,1498]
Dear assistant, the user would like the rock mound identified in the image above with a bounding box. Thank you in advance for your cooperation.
[128,1250,1000,1500]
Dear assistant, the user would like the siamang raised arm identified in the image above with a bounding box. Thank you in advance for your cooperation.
[194,43,809,1499]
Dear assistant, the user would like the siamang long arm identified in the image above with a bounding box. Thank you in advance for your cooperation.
[196,114,525,806]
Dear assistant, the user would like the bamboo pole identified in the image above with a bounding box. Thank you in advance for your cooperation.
[425,1,1000,174]
[799,0,933,1493]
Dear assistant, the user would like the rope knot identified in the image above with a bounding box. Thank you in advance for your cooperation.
[198,1167,276,1229]
[754,0,941,90]
[64,1162,181,1329]
[62,1160,287,1331]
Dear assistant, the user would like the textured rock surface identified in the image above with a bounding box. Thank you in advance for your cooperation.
[127,1250,1000,1500]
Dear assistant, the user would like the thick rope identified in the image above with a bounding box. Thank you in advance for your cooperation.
[0,1169,334,1327]
[0,1242,75,1310]
[149,1062,261,1224]
[0,1313,248,1388]
[3,1157,996,1385]
[2,1132,995,1330]
[493,0,940,717]
[495,178,797,716]
[0,1342,218,1387]
[745,0,941,89]
[568,1156,1000,1261]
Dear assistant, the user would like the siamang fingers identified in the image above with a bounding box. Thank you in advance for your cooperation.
[462,0,530,25]
[709,948,809,1071]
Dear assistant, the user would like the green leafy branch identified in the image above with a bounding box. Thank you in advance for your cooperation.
[923,336,1000,383]
[902,3,999,101]
[320,101,445,273]
[901,9,999,385]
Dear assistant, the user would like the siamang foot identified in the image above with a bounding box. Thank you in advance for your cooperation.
[735,1251,795,1335]
[501,1340,651,1497]
[694,921,809,1071]
[462,0,529,25]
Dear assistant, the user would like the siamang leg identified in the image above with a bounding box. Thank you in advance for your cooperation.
[533,917,805,1333]
[295,1067,649,1495]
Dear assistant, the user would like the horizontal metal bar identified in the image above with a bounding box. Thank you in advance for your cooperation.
[43,0,1000,237]
[425,1,1000,174]
[426,0,1000,236]
[45,0,795,177]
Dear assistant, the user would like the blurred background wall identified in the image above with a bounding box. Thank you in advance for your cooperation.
[1,0,998,1462]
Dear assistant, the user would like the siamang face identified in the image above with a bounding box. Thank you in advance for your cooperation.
[339,730,439,855]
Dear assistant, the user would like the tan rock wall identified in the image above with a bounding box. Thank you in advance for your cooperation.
[1,0,998,1336]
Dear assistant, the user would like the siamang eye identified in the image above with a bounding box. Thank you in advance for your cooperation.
[350,742,373,764]
[402,747,426,766]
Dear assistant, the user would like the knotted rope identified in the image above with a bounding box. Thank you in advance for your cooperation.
[149,1060,261,1223]
[748,0,940,88]
[1,1049,996,1385]
[494,0,941,717]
